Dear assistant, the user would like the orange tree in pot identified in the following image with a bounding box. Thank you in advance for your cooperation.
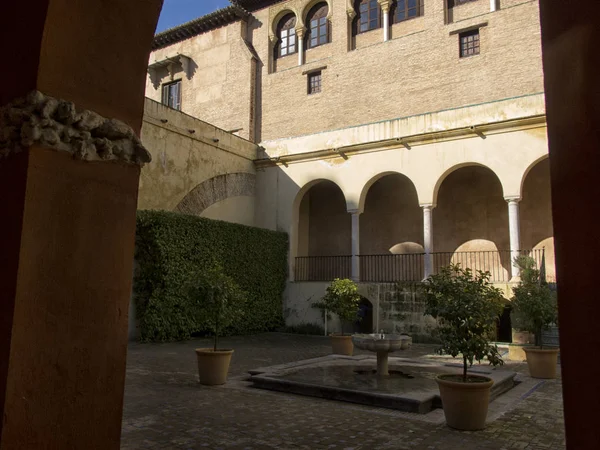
[189,267,246,386]
[511,256,559,379]
[312,278,361,356]
[421,264,505,431]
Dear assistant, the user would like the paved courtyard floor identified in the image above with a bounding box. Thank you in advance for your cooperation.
[121,333,565,449]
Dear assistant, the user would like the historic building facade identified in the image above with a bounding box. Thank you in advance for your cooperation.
[142,0,553,336]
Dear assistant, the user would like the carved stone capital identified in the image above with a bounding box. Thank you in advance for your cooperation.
[378,0,392,13]
[0,91,151,165]
[347,0,356,19]
[295,25,307,38]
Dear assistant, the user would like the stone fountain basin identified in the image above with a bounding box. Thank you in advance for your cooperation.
[352,334,412,352]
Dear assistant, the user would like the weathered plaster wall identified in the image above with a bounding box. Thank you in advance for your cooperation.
[139,99,258,226]
[146,22,256,140]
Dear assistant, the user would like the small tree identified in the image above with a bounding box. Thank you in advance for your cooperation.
[511,256,558,348]
[312,278,361,335]
[190,267,246,351]
[422,264,505,382]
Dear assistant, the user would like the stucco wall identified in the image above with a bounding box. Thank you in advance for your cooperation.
[139,99,258,226]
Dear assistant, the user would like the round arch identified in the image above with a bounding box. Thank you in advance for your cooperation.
[431,162,505,206]
[289,178,350,280]
[433,164,510,258]
[270,8,301,39]
[519,154,550,199]
[357,170,420,213]
[301,0,333,24]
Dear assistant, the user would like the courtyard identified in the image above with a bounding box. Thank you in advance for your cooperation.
[121,333,565,449]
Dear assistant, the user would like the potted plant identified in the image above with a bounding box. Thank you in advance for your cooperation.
[189,267,246,385]
[422,264,505,431]
[312,278,361,356]
[511,256,559,379]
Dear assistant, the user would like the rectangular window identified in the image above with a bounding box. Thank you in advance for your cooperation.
[449,0,479,6]
[459,29,480,57]
[307,71,322,95]
[161,80,181,110]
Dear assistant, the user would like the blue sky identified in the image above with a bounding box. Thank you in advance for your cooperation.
[157,0,231,33]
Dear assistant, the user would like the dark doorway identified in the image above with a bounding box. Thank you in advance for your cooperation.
[354,297,373,333]
[497,304,512,342]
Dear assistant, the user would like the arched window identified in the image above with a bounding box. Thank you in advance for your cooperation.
[276,13,297,58]
[392,0,423,24]
[306,2,330,49]
[355,0,381,34]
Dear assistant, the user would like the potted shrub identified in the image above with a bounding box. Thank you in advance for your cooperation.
[189,267,245,385]
[511,256,559,379]
[312,278,361,356]
[422,264,505,431]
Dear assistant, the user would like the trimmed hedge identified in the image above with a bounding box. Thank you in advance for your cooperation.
[134,210,288,341]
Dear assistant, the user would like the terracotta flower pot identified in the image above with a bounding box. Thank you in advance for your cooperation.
[436,374,494,431]
[195,348,234,385]
[330,334,353,356]
[523,347,559,379]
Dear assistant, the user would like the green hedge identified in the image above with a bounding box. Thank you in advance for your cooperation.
[134,210,288,341]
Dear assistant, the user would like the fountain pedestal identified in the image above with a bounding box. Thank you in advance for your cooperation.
[352,333,412,376]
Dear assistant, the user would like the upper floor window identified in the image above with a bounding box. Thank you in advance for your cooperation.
[162,80,181,110]
[277,13,297,58]
[392,0,423,24]
[307,2,330,49]
[356,0,381,34]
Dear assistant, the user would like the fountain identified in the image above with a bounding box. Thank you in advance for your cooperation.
[352,331,412,376]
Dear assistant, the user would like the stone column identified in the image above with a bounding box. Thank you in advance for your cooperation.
[296,26,306,66]
[350,209,361,281]
[422,204,434,278]
[379,0,391,42]
[506,197,521,280]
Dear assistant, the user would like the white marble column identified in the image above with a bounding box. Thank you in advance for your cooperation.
[506,197,521,280]
[350,209,361,281]
[380,1,391,42]
[296,27,305,66]
[422,204,434,278]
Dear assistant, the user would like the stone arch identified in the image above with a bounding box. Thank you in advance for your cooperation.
[270,8,301,39]
[519,154,550,199]
[290,178,349,280]
[357,170,420,213]
[174,172,255,216]
[433,165,510,278]
[431,162,505,206]
[301,0,333,24]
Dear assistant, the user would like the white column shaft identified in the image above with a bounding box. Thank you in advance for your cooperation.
[423,205,433,278]
[508,199,521,279]
[383,11,390,41]
[298,38,304,65]
[351,211,360,281]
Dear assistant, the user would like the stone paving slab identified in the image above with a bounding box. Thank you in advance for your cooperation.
[121,333,565,449]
